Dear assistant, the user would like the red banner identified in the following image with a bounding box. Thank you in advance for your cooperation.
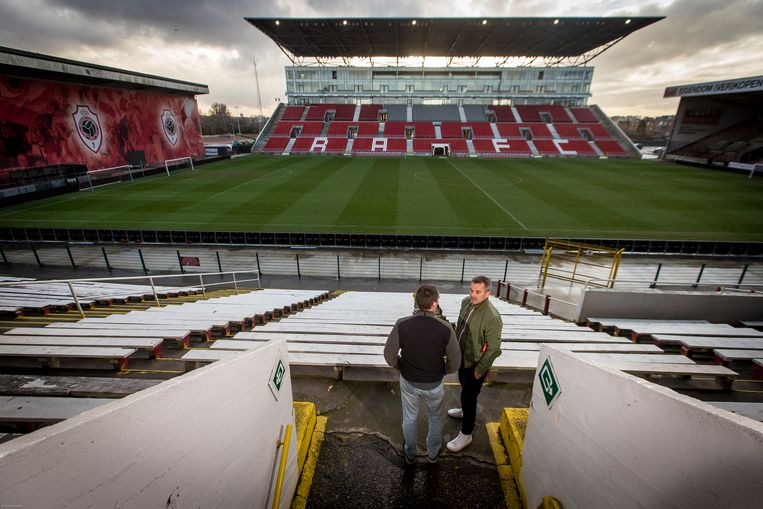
[0,76,204,171]
[180,256,201,267]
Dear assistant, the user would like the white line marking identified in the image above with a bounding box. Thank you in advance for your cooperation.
[208,168,295,199]
[445,158,528,230]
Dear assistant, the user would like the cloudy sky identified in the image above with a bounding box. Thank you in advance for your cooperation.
[1,0,761,118]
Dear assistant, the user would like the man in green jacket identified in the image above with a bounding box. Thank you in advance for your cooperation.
[447,275,503,452]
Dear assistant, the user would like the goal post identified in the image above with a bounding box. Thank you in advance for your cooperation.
[164,156,195,176]
[82,165,132,191]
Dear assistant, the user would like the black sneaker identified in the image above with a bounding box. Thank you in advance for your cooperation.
[404,454,415,465]
[427,454,438,464]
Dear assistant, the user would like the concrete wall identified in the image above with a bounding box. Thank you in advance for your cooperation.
[0,339,298,509]
[521,345,763,508]
[575,288,763,322]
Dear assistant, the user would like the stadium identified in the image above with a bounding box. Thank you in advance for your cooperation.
[0,13,762,509]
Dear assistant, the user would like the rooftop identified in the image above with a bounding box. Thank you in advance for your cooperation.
[245,16,664,62]
[0,46,208,95]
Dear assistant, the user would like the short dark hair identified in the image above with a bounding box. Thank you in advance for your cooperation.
[415,284,439,311]
[471,275,491,290]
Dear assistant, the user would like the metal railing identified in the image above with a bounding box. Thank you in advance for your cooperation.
[496,280,577,319]
[0,269,261,318]
[582,278,762,294]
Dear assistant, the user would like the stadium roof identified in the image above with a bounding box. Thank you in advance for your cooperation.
[664,75,763,106]
[245,16,664,61]
[0,46,208,95]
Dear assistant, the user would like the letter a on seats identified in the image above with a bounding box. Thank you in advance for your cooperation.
[371,138,387,152]
[311,137,328,152]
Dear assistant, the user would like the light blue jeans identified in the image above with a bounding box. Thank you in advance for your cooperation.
[399,374,444,460]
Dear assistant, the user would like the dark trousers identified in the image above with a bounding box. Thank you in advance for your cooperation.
[458,361,486,435]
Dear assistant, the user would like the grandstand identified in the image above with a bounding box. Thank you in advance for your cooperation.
[247,17,662,159]
[0,46,209,202]
[663,75,763,172]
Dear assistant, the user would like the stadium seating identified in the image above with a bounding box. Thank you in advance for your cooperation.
[260,104,633,158]
[281,105,306,121]
[533,139,561,156]
[570,107,599,123]
[595,140,628,156]
[462,105,488,122]
[558,140,597,156]
[305,104,356,121]
[515,104,573,123]
[440,122,494,139]
[359,104,383,121]
[496,123,524,139]
[667,118,763,164]
[412,104,460,122]
[490,105,517,122]
[263,137,290,153]
[473,139,532,156]
[519,123,553,140]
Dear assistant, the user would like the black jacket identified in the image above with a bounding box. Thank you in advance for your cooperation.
[384,311,461,384]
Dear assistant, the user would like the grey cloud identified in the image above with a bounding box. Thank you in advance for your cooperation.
[596,0,763,75]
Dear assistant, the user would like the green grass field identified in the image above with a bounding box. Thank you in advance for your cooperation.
[2,156,762,241]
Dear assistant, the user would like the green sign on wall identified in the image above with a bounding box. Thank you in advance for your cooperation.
[538,357,561,407]
[273,360,285,391]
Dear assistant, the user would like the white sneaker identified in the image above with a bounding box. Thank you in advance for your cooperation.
[447,431,472,452]
[447,408,463,419]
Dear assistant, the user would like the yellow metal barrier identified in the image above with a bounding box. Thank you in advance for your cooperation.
[539,239,623,289]
[272,423,293,509]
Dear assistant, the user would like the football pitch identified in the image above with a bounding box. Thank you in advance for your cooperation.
[2,156,762,242]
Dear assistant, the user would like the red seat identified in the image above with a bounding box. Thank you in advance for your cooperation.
[359,104,383,121]
[281,106,305,121]
[383,122,406,138]
[351,138,372,152]
[325,138,348,152]
[290,137,315,152]
[554,124,586,139]
[533,140,560,155]
[595,140,628,155]
[579,123,612,138]
[263,137,289,153]
[443,139,469,153]
[491,105,516,122]
[496,123,523,139]
[357,122,380,137]
[327,122,354,137]
[519,123,553,139]
[558,140,597,155]
[570,108,598,123]
[413,139,432,153]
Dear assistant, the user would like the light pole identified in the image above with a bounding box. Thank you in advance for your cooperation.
[234,106,241,135]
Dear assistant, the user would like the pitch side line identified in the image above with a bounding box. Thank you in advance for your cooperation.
[445,158,528,230]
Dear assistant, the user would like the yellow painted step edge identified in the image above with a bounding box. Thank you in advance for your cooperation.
[291,415,327,509]
[500,408,529,508]
[486,422,523,509]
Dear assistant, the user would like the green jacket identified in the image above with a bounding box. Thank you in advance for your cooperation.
[455,296,502,376]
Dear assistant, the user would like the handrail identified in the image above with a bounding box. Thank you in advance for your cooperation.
[582,278,762,293]
[0,269,261,318]
[271,423,293,509]
[496,280,576,316]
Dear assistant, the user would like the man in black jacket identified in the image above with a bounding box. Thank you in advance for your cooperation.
[384,284,461,464]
